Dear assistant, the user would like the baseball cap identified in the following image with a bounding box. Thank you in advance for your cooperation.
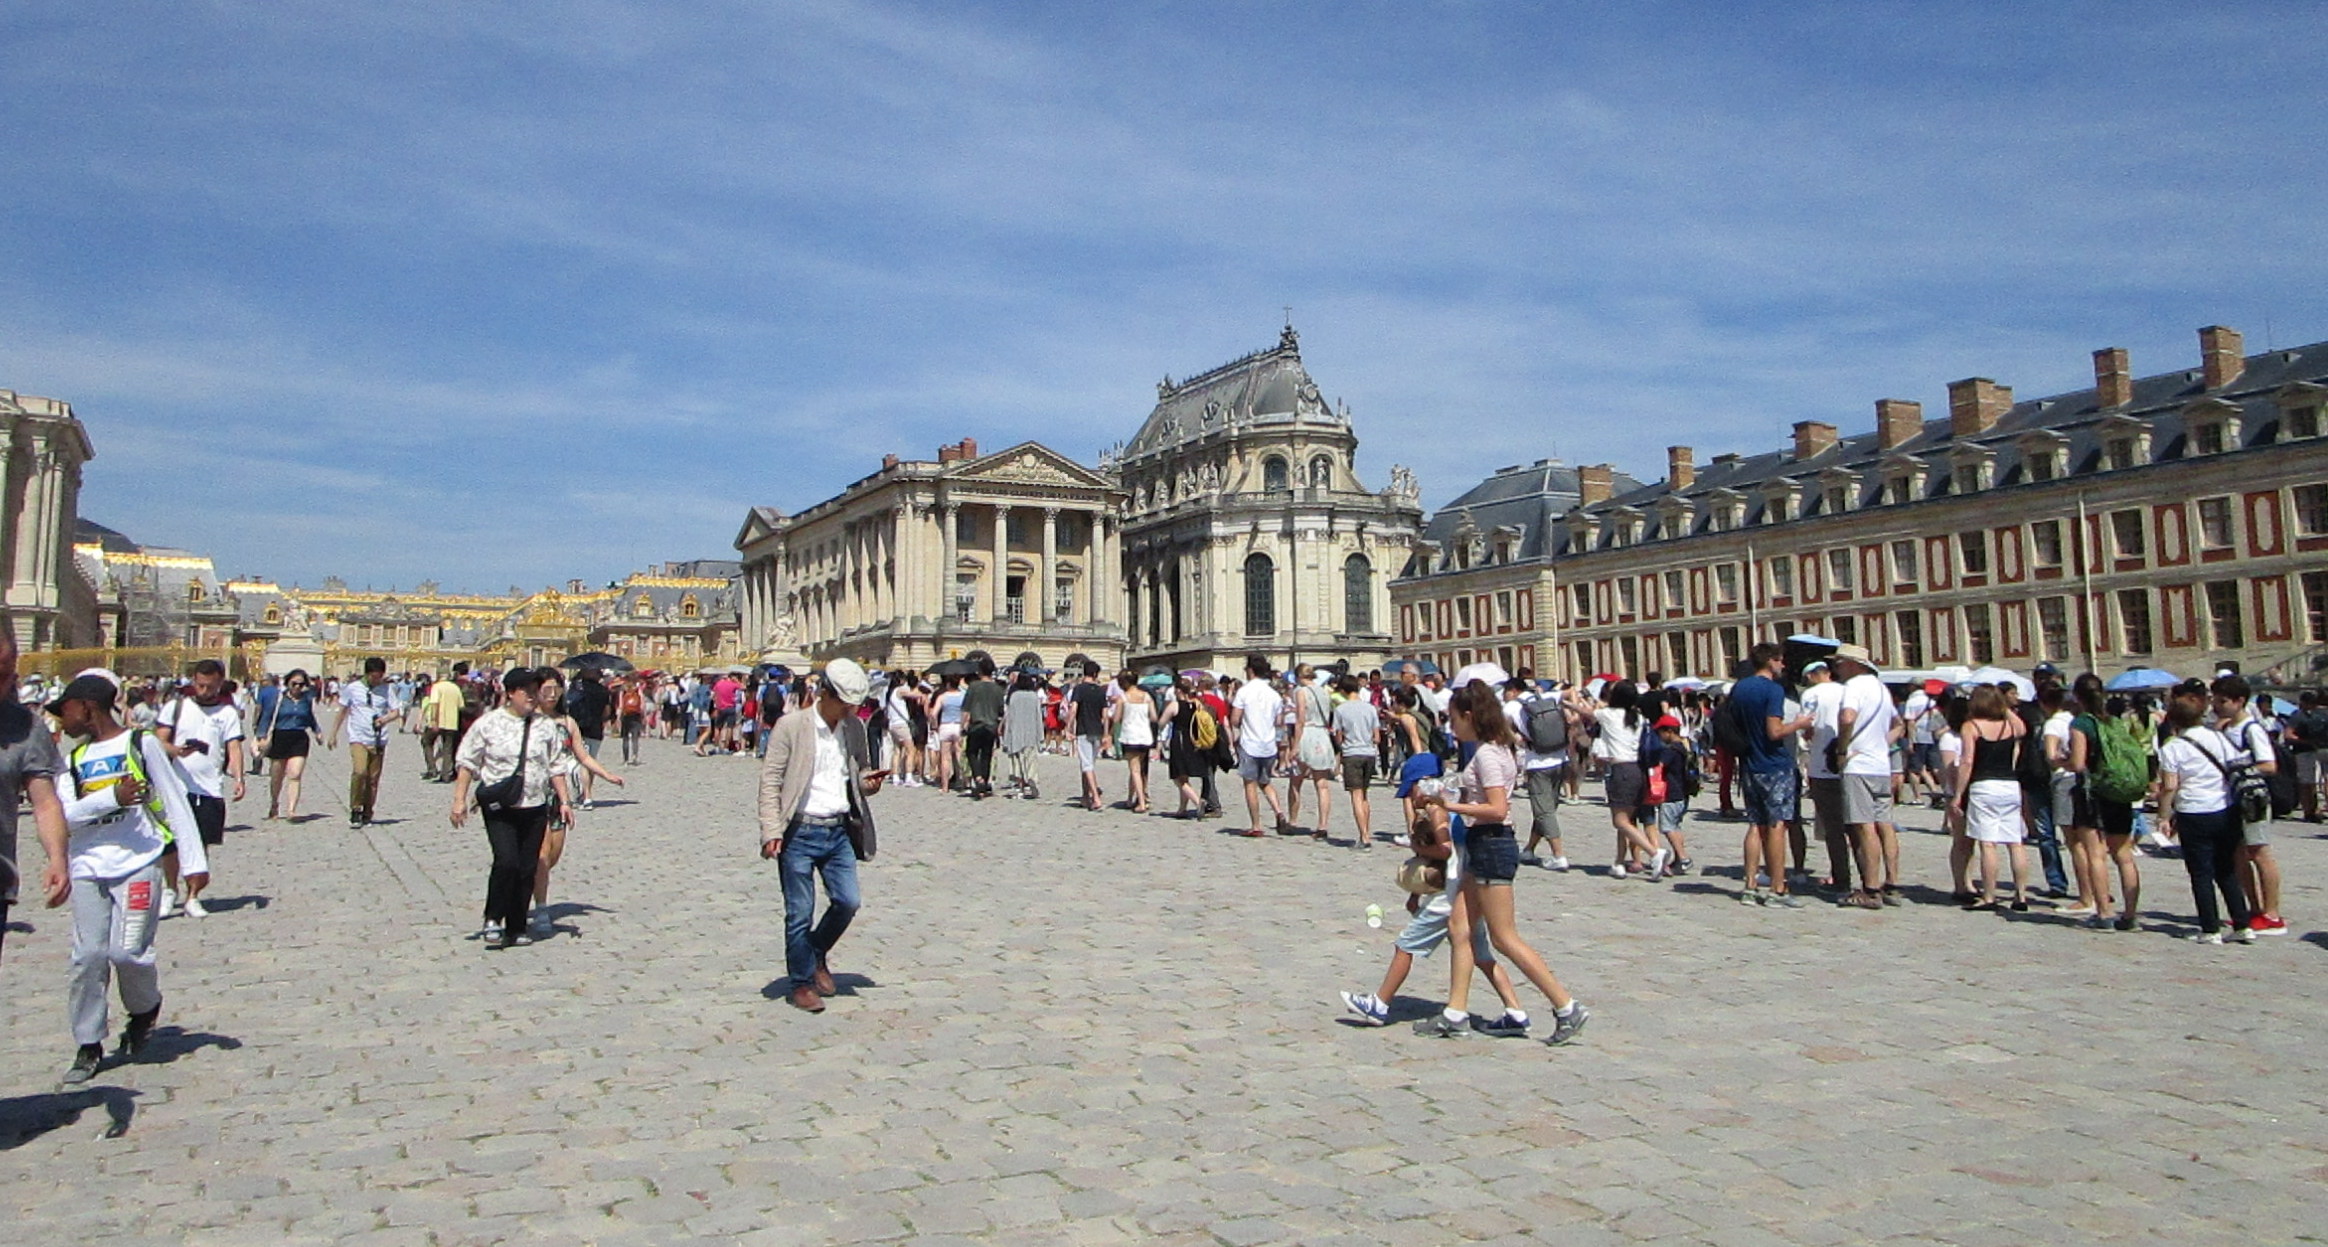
[820,658,872,704]
[45,672,119,715]
[1653,713,1683,731]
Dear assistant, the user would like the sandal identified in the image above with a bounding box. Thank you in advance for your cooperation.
[1842,890,1884,910]
[1963,899,1999,912]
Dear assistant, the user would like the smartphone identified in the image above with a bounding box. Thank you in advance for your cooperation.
[183,739,210,755]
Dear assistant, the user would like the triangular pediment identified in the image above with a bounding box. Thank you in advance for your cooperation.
[734,505,787,551]
[945,442,1114,490]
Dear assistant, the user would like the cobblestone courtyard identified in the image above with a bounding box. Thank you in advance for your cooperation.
[5,737,2326,1246]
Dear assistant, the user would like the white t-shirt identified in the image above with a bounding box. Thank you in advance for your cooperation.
[2159,726,2247,815]
[1232,681,1284,757]
[1591,708,1642,764]
[339,679,399,747]
[1905,692,1937,746]
[1504,698,1566,772]
[1802,682,1847,779]
[62,730,205,880]
[2042,711,2075,766]
[803,715,851,819]
[164,697,245,798]
[1837,674,1896,778]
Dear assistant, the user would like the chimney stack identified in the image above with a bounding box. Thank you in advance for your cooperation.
[1947,378,2012,438]
[2199,325,2244,389]
[1792,421,1838,461]
[1578,464,1614,507]
[1874,399,1923,450]
[2093,347,2132,407]
[935,438,980,464]
[1666,446,1694,490]
[882,453,900,471]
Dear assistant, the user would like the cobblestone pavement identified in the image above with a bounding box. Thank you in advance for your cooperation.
[4,733,2326,1246]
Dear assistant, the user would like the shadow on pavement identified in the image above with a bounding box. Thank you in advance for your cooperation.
[193,895,270,914]
[0,1086,139,1147]
[760,972,880,1001]
[131,1026,244,1067]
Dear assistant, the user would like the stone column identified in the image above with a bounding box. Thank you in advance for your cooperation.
[990,502,1010,623]
[891,504,912,625]
[1040,506,1059,625]
[941,502,960,622]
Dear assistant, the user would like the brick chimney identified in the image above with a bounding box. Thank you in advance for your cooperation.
[1578,464,1613,506]
[1947,378,2012,438]
[2091,347,2131,407]
[936,438,980,464]
[1666,446,1694,490]
[882,453,900,471]
[1792,421,1838,461]
[1874,399,1923,450]
[2200,325,2244,389]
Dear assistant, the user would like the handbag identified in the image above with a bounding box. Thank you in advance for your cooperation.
[475,715,535,813]
[1397,856,1446,895]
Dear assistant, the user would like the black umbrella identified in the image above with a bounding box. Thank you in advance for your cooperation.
[927,657,980,678]
[561,651,635,674]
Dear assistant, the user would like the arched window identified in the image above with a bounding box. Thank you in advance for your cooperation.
[634,595,655,618]
[187,581,205,602]
[1262,456,1290,492]
[1311,455,1334,488]
[1243,552,1276,636]
[1344,554,1373,633]
[680,595,701,619]
[263,605,282,625]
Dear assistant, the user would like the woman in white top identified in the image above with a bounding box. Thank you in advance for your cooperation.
[931,676,966,794]
[528,668,626,938]
[2155,694,2254,943]
[884,672,927,788]
[1109,673,1156,814]
[1418,681,1589,1046]
[1285,666,1337,840]
[1592,681,1667,879]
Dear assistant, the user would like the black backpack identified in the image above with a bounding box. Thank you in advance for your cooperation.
[1519,694,1569,753]
[1710,694,1755,757]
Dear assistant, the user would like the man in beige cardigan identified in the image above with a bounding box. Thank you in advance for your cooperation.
[758,659,885,1013]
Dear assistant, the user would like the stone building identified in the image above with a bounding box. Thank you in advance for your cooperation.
[1,388,99,649]
[1108,325,1422,673]
[735,439,1126,672]
[1394,324,2328,685]
[581,561,742,666]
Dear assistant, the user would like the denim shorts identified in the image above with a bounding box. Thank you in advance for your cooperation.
[1466,825,1519,883]
[1740,764,1801,826]
[1237,749,1277,783]
[1656,800,1688,833]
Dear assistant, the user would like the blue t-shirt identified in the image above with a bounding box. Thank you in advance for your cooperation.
[1729,675,1793,774]
[255,686,319,733]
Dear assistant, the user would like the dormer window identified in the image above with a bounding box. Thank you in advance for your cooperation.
[1949,448,1995,495]
[2184,399,2240,457]
[1823,485,1849,515]
[2289,405,2321,440]
[263,605,282,624]
[634,595,655,618]
[1262,456,1290,492]
[680,595,701,619]
[2099,414,2151,470]
[1761,480,1800,524]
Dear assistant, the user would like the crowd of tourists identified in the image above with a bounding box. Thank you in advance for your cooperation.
[7,620,2320,1074]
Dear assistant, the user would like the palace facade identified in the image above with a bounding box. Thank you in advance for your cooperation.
[1393,324,2328,687]
[1,388,99,650]
[734,440,1126,672]
[1109,325,1423,673]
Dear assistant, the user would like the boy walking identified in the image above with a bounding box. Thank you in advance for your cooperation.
[42,673,204,1084]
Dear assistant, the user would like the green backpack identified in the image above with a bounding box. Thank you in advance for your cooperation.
[2086,715,2150,805]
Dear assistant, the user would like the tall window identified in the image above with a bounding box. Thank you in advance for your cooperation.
[2110,509,2146,559]
[1958,531,1989,576]
[1243,553,1276,635]
[1262,457,1290,492]
[2117,589,2153,654]
[1896,610,1924,668]
[1716,563,1740,605]
[1827,548,1854,592]
[1965,604,1994,665]
[2031,520,2063,568]
[1831,616,1857,646]
[2296,484,2328,537]
[1890,540,1917,586]
[2038,598,2069,661]
[1769,557,1793,598]
[955,574,977,622]
[1343,554,1373,633]
[1054,576,1075,624]
[1617,578,1638,615]
[2305,571,2328,642]
[2207,581,2245,650]
[1663,570,1684,607]
[2196,497,2234,548]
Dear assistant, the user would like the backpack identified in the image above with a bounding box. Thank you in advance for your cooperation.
[1188,701,1220,751]
[1710,693,1755,757]
[1519,694,1569,754]
[2086,715,2150,805]
[2015,710,2053,793]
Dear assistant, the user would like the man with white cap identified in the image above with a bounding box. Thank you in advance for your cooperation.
[1830,643,1900,908]
[758,658,886,1014]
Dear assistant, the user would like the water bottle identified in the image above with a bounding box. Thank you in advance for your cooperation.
[1364,902,1383,929]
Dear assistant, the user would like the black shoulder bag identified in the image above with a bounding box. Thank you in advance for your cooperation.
[476,716,535,813]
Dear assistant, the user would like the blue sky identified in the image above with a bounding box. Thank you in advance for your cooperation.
[5,1,2324,593]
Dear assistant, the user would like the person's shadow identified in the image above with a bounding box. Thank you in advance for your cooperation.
[192,895,270,914]
[0,1086,139,1146]
[530,902,615,940]
[760,971,879,1000]
[130,1026,243,1067]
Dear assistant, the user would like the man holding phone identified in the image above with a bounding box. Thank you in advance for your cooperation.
[326,657,397,828]
[153,658,245,918]
[757,659,885,1014]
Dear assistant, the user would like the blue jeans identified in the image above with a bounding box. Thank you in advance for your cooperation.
[2026,789,2070,893]
[780,818,861,989]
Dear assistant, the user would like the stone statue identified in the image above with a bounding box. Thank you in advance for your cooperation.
[1388,464,1420,502]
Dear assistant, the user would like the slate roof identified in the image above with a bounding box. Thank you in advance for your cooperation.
[1542,336,2328,556]
[1405,461,1649,576]
[1119,325,1350,462]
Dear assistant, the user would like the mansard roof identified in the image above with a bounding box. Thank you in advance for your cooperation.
[1551,332,2328,553]
[1119,325,1351,463]
[1406,460,1647,575]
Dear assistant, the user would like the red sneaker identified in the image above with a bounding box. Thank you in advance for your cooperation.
[2249,913,2289,935]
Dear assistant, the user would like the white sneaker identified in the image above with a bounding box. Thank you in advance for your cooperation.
[1646,849,1671,881]
[1548,856,1570,871]
[182,895,209,919]
[158,889,176,920]
[1610,863,1629,879]
[2187,931,2224,945]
